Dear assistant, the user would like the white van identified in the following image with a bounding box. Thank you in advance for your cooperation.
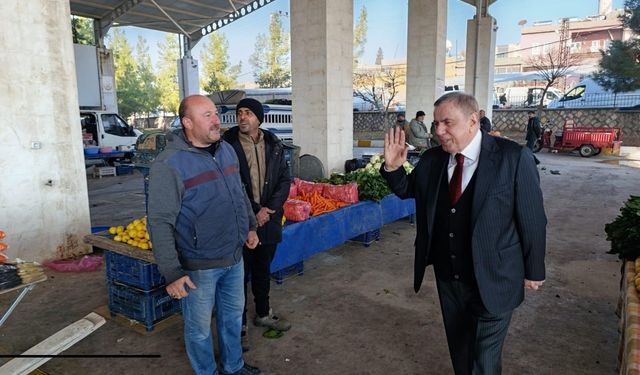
[81,111,142,151]
[548,78,640,108]
[503,87,563,107]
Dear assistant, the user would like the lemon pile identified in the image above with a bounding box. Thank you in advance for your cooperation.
[108,217,152,251]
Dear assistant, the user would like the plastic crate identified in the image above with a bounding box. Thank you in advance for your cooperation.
[349,228,381,247]
[271,261,304,285]
[107,281,181,331]
[115,164,134,175]
[105,251,165,290]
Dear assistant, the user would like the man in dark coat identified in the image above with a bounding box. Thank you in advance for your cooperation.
[479,109,492,133]
[380,92,546,374]
[526,110,542,164]
[222,98,292,352]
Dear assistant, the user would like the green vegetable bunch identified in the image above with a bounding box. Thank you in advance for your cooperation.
[317,154,412,202]
[605,195,640,261]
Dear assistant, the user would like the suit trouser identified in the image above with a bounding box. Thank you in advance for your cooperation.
[242,243,277,324]
[435,277,513,375]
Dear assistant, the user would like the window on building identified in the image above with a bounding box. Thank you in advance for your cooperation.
[542,44,551,54]
[531,43,541,55]
[590,40,601,52]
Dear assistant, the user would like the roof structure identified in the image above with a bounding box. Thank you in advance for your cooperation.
[69,0,277,47]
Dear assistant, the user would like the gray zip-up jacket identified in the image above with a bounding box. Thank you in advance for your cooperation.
[147,130,257,284]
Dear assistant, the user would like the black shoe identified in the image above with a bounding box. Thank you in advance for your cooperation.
[222,363,264,375]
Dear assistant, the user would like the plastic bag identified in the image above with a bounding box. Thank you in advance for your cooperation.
[323,182,359,204]
[283,199,312,222]
[288,183,298,199]
[44,255,103,272]
[297,180,326,195]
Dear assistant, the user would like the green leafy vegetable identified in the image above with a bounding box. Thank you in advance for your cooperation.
[605,195,640,260]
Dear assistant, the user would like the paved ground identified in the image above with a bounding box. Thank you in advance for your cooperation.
[1,147,639,374]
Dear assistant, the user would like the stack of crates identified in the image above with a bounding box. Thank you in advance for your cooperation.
[105,251,181,331]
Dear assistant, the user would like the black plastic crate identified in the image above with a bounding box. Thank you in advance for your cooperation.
[349,228,381,247]
[107,281,181,331]
[105,251,165,290]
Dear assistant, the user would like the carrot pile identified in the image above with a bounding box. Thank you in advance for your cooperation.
[296,191,350,216]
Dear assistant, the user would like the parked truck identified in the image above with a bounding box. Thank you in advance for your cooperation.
[75,43,140,156]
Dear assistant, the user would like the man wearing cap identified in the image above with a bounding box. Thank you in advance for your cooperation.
[407,110,431,150]
[223,98,292,351]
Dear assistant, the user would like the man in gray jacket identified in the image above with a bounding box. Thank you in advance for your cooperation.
[147,95,263,375]
[407,110,431,150]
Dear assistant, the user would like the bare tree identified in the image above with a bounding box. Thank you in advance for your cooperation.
[353,66,405,113]
[526,46,579,113]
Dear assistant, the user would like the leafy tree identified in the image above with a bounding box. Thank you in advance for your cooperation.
[107,29,143,118]
[375,47,384,65]
[71,16,94,45]
[249,13,290,88]
[353,66,405,113]
[594,0,640,92]
[526,46,579,112]
[156,34,181,114]
[135,36,160,120]
[353,6,368,66]
[200,32,242,93]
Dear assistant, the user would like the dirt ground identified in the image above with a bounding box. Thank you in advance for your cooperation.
[1,147,640,375]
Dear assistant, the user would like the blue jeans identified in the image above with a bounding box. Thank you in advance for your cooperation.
[182,260,245,375]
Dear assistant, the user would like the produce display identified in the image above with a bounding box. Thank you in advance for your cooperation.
[0,230,7,264]
[319,154,413,202]
[108,217,153,251]
[0,230,45,290]
[605,195,640,260]
[296,191,350,216]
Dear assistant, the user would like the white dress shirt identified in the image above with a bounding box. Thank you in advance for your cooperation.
[447,130,482,194]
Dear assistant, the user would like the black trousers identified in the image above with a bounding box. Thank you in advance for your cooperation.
[435,277,513,375]
[242,243,277,324]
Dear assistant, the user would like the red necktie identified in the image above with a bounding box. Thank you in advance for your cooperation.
[449,153,465,205]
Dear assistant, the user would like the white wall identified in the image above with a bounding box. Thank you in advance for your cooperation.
[0,0,92,261]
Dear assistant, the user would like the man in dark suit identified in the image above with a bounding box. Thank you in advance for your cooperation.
[380,92,546,374]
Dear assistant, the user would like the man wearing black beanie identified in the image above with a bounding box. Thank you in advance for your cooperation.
[223,97,292,352]
[236,98,264,124]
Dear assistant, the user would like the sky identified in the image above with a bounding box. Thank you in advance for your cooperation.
[118,0,626,83]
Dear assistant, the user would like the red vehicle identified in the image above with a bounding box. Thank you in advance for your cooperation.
[533,119,622,157]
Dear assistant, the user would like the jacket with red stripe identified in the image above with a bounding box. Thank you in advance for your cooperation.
[148,130,257,284]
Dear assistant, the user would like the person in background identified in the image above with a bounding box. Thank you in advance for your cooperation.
[147,95,263,375]
[430,121,440,147]
[381,92,546,374]
[223,98,292,352]
[395,113,409,132]
[499,93,507,107]
[479,110,492,133]
[407,110,431,150]
[525,110,541,165]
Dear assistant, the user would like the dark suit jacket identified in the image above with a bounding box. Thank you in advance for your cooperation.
[381,133,546,314]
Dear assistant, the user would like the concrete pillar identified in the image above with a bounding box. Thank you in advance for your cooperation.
[291,0,353,175]
[465,8,497,116]
[406,0,447,123]
[0,0,91,261]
